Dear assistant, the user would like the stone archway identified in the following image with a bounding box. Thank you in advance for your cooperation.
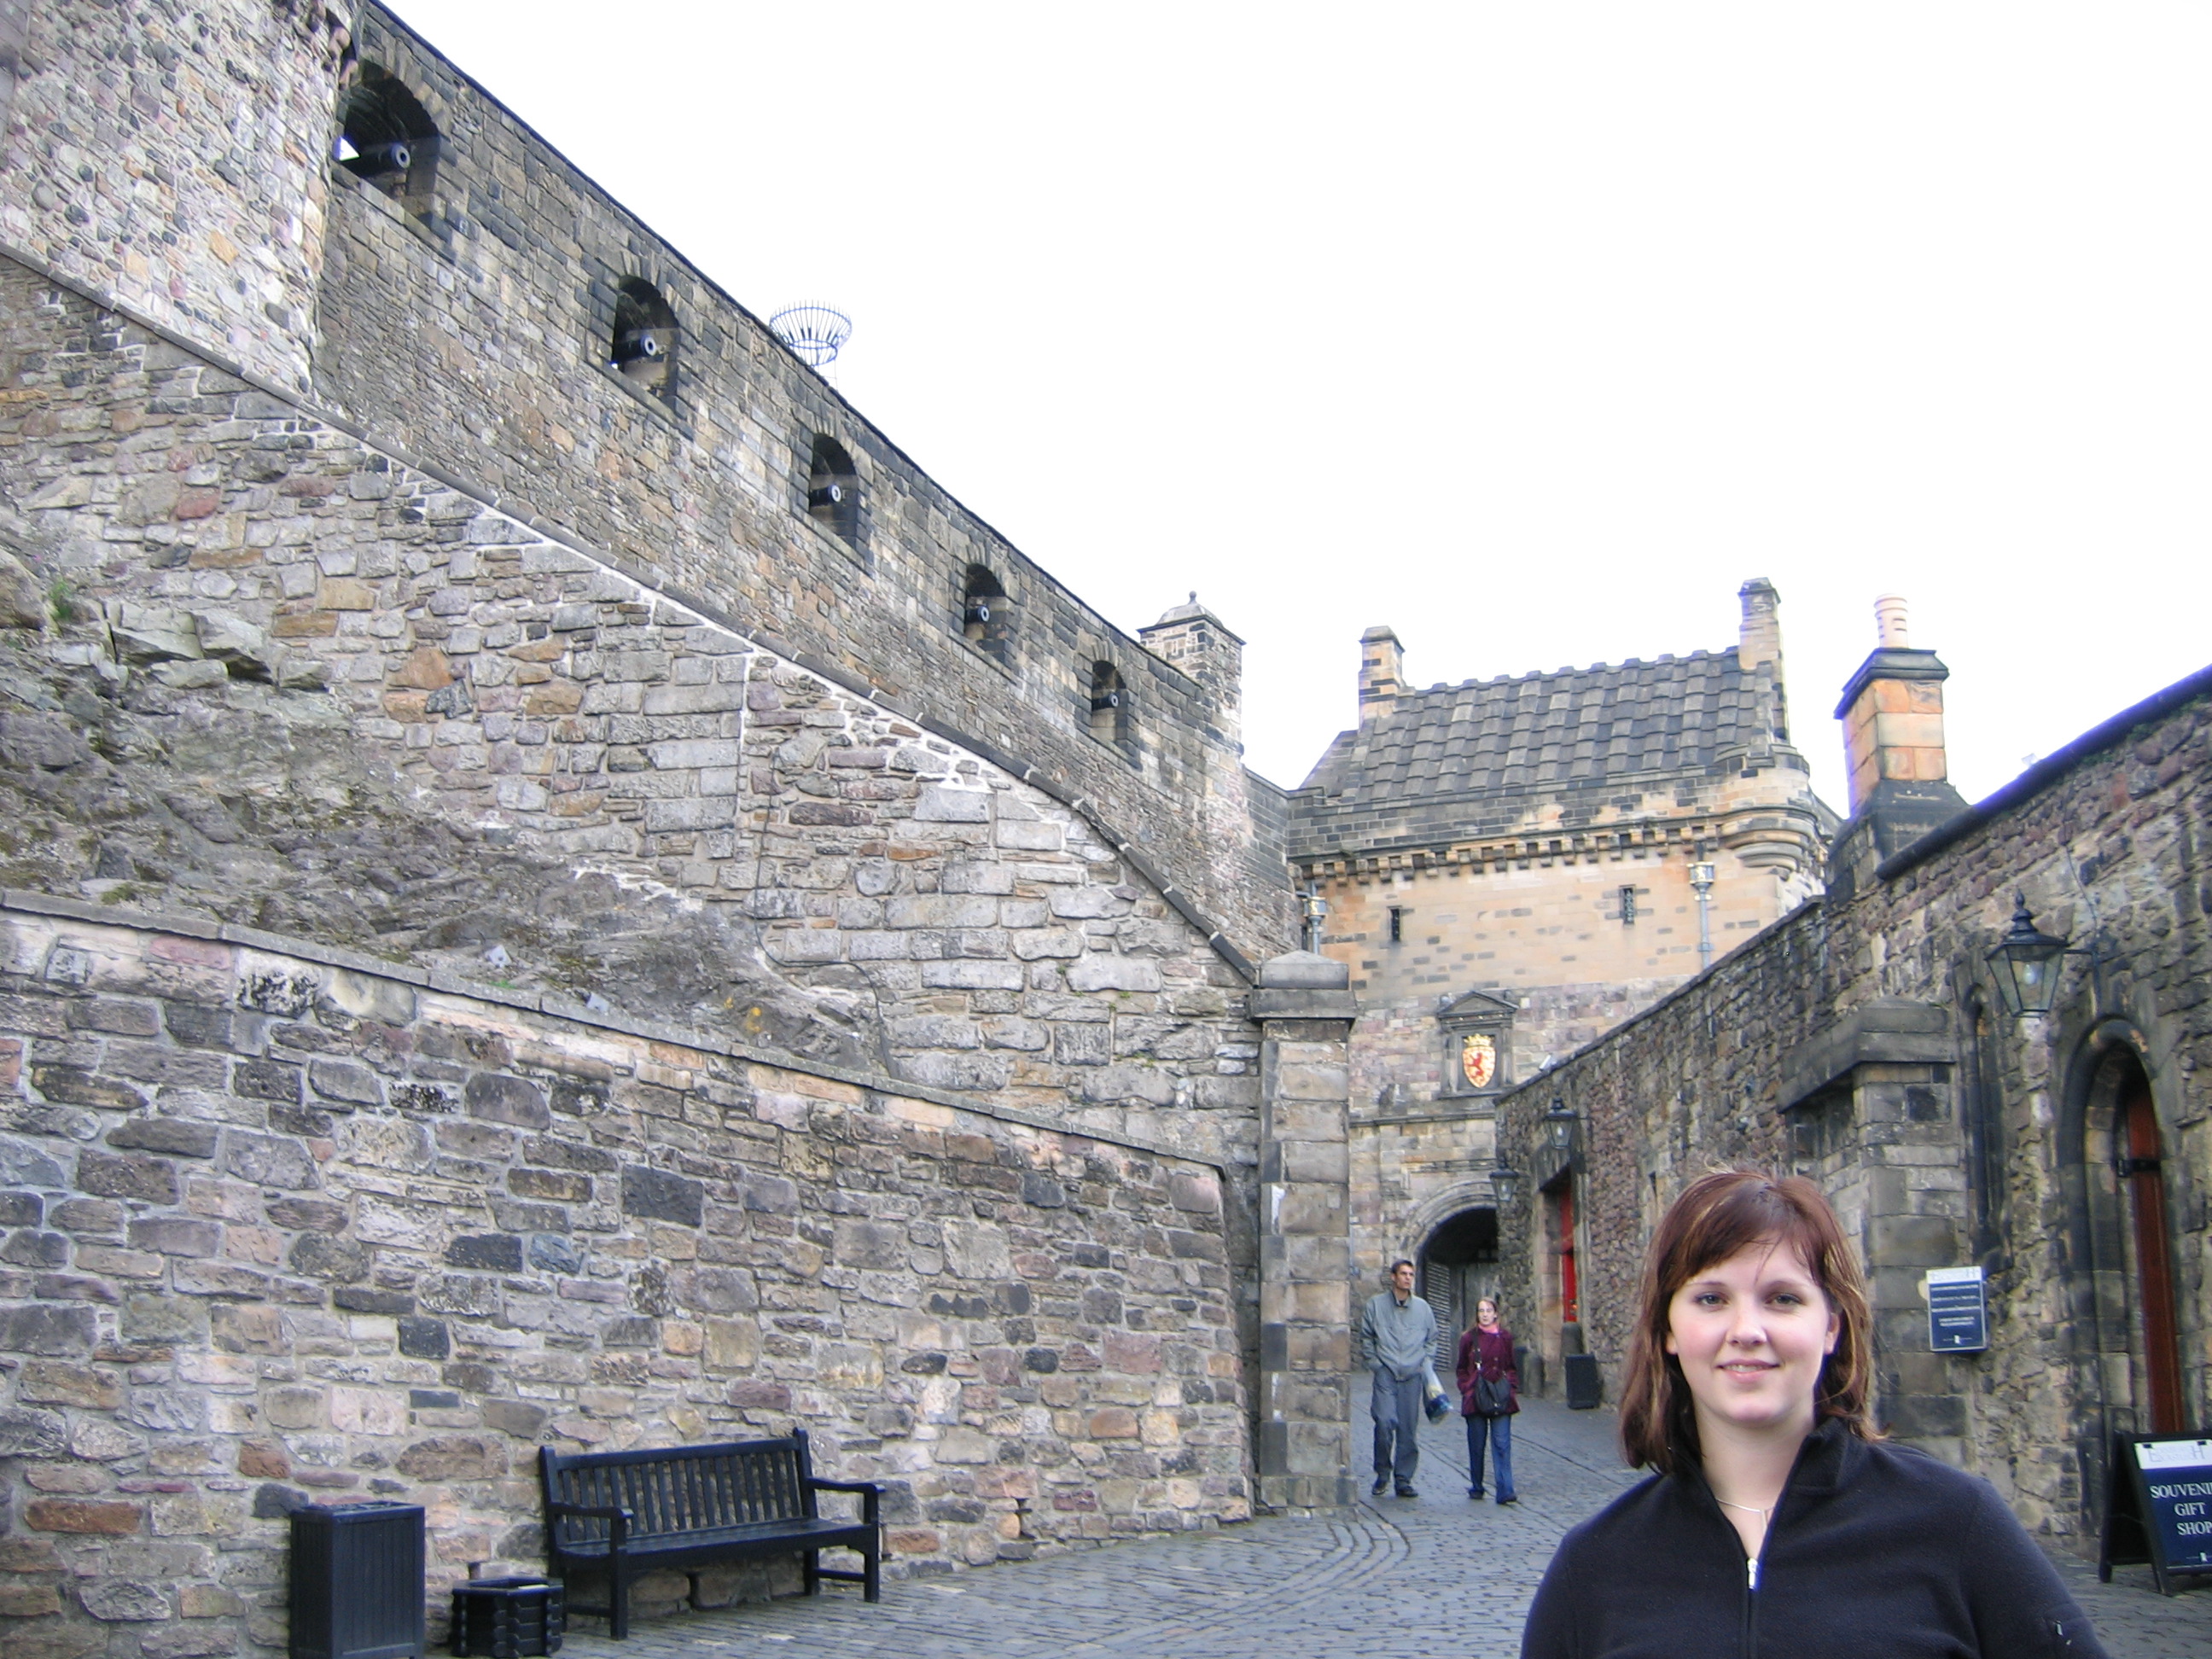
[1400,1178,1507,1263]
[2058,1019,2195,1536]
[1415,1202,1501,1368]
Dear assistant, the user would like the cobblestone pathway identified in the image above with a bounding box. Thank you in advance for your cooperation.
[557,1400,2212,1658]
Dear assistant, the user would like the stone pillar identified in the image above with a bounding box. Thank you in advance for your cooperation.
[1250,949,1358,1512]
[1778,999,1968,1463]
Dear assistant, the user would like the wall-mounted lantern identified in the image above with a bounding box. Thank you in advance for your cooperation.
[1986,895,2069,1019]
[1689,860,1717,970]
[1541,1096,1580,1157]
[1301,885,1328,953]
[1490,1157,1523,1208]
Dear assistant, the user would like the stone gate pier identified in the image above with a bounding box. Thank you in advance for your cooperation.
[1250,951,1358,1511]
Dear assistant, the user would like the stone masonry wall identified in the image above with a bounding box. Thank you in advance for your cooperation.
[0,0,349,393]
[1348,1109,1498,1286]
[1494,676,2212,1549]
[0,903,1247,1659]
[0,0,1290,963]
[304,5,1287,958]
[0,259,1265,1185]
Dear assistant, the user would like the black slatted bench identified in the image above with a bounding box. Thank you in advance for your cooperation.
[538,1432,882,1639]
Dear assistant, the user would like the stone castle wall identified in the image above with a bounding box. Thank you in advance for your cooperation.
[0,259,1265,1182]
[0,900,1247,1659]
[0,0,348,393]
[306,4,1286,958]
[1493,674,2212,1546]
[0,0,1289,970]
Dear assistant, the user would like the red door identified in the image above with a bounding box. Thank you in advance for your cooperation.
[1559,1184,1579,1325]
[2120,1072,2186,1435]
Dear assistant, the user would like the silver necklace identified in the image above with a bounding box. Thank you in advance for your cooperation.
[1714,1498,1775,1521]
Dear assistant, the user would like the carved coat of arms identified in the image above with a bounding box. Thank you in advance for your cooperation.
[1460,1031,1497,1090]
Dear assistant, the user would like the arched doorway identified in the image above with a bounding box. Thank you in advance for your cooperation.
[2115,1057,2186,1434]
[2080,1042,2188,1440]
[1418,1207,1499,1371]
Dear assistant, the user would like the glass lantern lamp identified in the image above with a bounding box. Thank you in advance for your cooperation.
[1987,895,2069,1018]
[1490,1160,1522,1207]
[1541,1096,1580,1156]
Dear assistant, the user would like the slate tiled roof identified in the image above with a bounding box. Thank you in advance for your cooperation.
[1287,648,1788,857]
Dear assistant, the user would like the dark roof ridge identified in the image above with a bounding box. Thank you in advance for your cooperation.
[1392,643,1747,703]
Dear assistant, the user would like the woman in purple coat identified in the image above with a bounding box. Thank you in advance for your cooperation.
[1455,1295,1519,1504]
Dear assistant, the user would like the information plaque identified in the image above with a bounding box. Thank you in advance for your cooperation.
[2098,1432,2212,1596]
[1924,1266,1988,1353]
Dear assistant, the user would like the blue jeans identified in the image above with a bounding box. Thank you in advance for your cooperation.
[1370,1370,1424,1487]
[1465,1411,1515,1499]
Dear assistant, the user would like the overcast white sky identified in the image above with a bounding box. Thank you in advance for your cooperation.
[391,3,2212,809]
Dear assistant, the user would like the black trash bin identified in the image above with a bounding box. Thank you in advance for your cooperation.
[1563,1352,1602,1410]
[290,1501,427,1659]
[451,1577,564,1658]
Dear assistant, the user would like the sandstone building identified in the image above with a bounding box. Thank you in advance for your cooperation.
[1286,583,1833,1334]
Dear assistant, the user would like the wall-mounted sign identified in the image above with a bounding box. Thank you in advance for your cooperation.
[2099,1434,2212,1596]
[1925,1266,1988,1353]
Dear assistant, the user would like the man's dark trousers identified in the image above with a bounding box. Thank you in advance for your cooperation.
[1370,1368,1424,1488]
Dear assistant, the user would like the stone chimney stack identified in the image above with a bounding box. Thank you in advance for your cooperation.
[1738,578,1784,672]
[1836,594,1952,816]
[1737,577,1787,738]
[1826,593,1966,897]
[1358,626,1404,727]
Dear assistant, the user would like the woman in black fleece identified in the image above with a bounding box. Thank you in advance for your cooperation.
[1521,1170,2106,1657]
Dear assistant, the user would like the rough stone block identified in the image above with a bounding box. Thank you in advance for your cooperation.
[218,1132,317,1190]
[888,895,1000,929]
[445,1233,524,1272]
[309,1059,383,1105]
[643,795,736,831]
[914,786,991,823]
[1066,957,1163,993]
[25,1497,143,1534]
[621,1165,704,1227]
[0,1407,68,1457]
[0,1304,96,1357]
[126,1218,222,1257]
[464,1074,550,1129]
[1870,1213,1958,1268]
[104,1118,219,1158]
[919,962,1023,991]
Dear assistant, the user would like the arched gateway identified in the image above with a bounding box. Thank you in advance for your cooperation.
[1417,1204,1500,1371]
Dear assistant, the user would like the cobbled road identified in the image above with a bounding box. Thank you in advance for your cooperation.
[558,1400,2212,1658]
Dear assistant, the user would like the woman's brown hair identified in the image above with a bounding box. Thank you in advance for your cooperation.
[1618,1169,1877,1474]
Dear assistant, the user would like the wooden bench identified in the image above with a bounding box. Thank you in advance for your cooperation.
[538,1432,882,1639]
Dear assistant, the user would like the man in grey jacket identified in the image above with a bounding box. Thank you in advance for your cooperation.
[1358,1259,1438,1497]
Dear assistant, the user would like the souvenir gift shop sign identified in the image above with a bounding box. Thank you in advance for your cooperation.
[2099,1434,2212,1596]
